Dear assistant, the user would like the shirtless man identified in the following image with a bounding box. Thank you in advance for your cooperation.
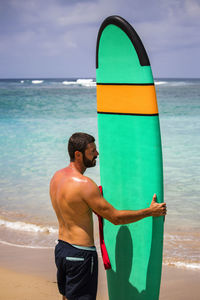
[50,132,167,300]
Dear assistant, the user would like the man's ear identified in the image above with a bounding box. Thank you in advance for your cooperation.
[74,150,82,160]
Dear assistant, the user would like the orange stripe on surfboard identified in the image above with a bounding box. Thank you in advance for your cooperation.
[97,85,158,115]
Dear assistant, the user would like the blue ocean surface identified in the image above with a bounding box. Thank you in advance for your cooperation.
[0,78,200,270]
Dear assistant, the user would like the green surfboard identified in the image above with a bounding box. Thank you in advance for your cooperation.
[96,16,164,299]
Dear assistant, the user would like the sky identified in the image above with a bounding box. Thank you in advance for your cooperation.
[0,0,200,78]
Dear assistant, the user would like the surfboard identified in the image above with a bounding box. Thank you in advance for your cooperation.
[96,16,164,300]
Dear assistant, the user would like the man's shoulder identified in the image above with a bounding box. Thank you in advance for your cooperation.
[82,175,97,187]
[50,168,64,183]
[80,176,101,200]
[50,169,98,193]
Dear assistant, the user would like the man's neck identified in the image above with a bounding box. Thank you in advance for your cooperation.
[69,162,86,174]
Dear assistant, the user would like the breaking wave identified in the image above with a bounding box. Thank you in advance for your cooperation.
[0,218,57,234]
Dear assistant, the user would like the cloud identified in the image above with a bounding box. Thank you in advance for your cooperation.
[0,0,200,77]
[185,0,200,18]
[2,0,200,50]
[135,0,200,53]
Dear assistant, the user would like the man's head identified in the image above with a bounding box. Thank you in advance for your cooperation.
[68,132,98,168]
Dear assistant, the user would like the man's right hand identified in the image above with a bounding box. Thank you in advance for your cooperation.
[149,194,167,216]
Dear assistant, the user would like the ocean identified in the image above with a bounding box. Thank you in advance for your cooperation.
[0,78,199,271]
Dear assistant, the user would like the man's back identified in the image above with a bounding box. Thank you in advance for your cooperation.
[50,166,95,246]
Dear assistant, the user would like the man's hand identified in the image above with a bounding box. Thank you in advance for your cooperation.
[149,194,167,217]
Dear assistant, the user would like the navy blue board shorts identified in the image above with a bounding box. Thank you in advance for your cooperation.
[55,240,98,300]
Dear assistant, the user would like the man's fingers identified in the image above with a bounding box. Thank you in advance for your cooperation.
[151,195,167,217]
[152,194,157,202]
[162,206,167,215]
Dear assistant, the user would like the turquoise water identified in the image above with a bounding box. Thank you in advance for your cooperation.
[0,78,200,269]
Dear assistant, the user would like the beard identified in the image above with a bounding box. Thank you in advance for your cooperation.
[83,153,97,168]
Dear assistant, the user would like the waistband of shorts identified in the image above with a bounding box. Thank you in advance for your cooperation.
[57,240,96,252]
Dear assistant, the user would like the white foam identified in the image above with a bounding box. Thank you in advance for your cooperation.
[76,79,96,87]
[0,218,58,234]
[32,80,44,84]
[155,80,190,87]
[62,79,96,87]
[164,261,200,270]
[20,80,24,83]
[170,81,188,87]
[76,79,93,83]
[165,233,198,242]
[155,81,167,85]
[62,80,77,85]
[0,239,53,249]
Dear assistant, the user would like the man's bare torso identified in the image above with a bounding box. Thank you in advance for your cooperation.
[50,166,94,247]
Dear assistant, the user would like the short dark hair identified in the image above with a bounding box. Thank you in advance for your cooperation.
[68,132,95,161]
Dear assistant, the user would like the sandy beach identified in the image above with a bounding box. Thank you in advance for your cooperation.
[0,243,199,300]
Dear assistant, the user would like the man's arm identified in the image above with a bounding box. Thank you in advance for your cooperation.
[82,179,167,225]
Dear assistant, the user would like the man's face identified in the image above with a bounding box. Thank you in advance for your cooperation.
[83,142,99,168]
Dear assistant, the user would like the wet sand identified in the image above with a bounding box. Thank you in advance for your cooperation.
[0,243,199,300]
